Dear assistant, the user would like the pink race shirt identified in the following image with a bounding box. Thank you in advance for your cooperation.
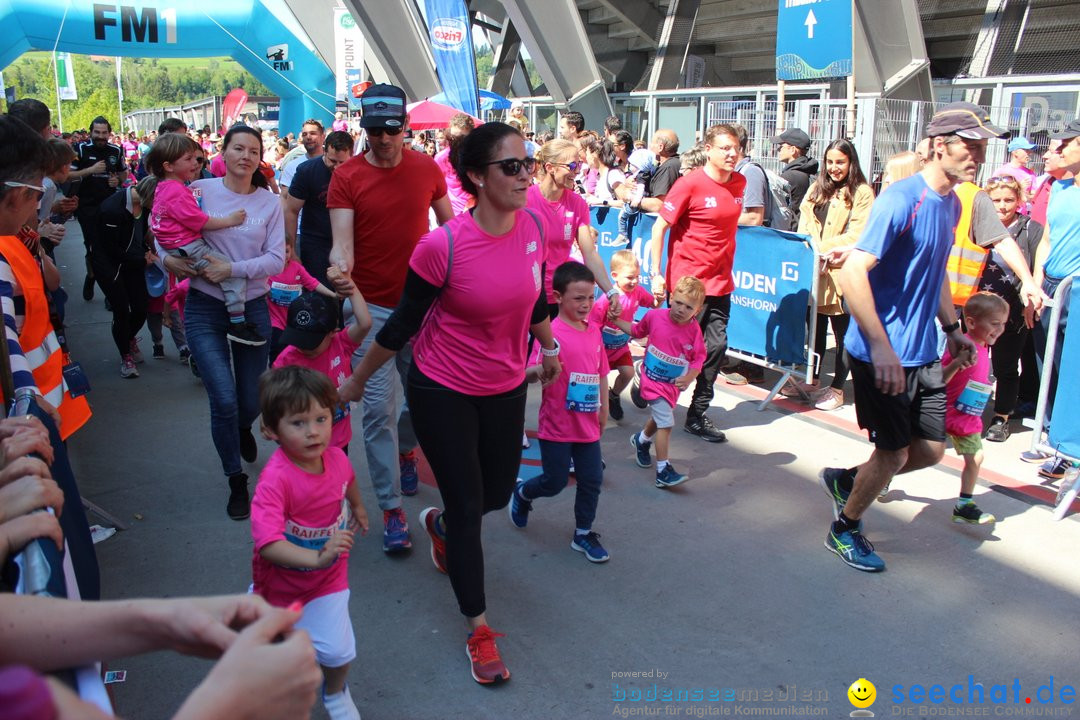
[630,309,706,407]
[527,184,591,303]
[435,147,473,215]
[273,329,360,450]
[411,209,544,396]
[943,339,991,438]
[530,316,609,443]
[251,447,354,608]
[589,285,657,363]
[267,260,320,329]
[151,178,208,250]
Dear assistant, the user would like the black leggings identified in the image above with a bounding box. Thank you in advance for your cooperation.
[92,260,148,358]
[814,312,851,390]
[406,364,527,618]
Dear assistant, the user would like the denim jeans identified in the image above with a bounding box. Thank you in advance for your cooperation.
[184,288,271,477]
[523,439,603,531]
[349,303,417,512]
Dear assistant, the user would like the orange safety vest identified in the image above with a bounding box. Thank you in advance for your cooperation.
[946,182,988,306]
[0,236,91,440]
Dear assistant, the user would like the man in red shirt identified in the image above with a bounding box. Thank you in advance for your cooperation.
[647,123,746,443]
[328,83,453,553]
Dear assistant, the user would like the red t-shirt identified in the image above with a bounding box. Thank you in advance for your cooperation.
[526,184,592,303]
[659,168,746,296]
[326,151,447,307]
[410,210,544,396]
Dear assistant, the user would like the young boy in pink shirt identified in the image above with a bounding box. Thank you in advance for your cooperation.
[509,262,611,562]
[614,276,706,488]
[589,249,663,420]
[267,238,337,363]
[939,291,1008,525]
[251,365,370,720]
[273,286,371,456]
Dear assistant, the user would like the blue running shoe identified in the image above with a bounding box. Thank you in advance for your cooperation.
[825,526,885,572]
[382,507,412,552]
[400,451,419,496]
[655,464,689,488]
[818,467,851,520]
[631,432,652,468]
[508,479,532,529]
[571,531,610,563]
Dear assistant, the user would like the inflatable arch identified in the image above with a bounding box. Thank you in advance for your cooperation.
[0,0,336,134]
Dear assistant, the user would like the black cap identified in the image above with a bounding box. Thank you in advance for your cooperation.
[1049,119,1080,141]
[770,128,811,152]
[282,292,339,351]
[925,102,1007,140]
[359,83,407,130]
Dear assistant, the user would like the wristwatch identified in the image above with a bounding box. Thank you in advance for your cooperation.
[941,320,961,334]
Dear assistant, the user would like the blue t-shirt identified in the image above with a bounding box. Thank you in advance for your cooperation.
[289,156,333,245]
[845,173,961,367]
[1044,178,1080,279]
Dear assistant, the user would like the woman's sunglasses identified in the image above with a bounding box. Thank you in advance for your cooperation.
[484,157,537,176]
[553,161,582,172]
[5,181,45,200]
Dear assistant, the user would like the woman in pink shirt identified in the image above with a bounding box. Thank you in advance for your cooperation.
[338,122,560,686]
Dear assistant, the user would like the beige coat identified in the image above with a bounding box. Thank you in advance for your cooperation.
[797,183,874,315]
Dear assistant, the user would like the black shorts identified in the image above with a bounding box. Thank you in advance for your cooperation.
[849,354,946,451]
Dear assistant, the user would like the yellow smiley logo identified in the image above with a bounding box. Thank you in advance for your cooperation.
[848,678,877,709]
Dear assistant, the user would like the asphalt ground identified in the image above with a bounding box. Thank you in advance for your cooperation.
[51,222,1079,720]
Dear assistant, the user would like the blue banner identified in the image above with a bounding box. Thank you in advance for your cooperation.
[0,0,335,134]
[424,0,479,117]
[589,208,815,367]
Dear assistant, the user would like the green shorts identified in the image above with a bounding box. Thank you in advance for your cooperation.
[948,432,983,456]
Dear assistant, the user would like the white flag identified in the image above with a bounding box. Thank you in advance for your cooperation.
[56,52,77,101]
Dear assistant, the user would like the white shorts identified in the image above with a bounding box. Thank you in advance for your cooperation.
[293,589,356,668]
[648,398,675,429]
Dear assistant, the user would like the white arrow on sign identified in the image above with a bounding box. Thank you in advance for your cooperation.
[805,9,817,39]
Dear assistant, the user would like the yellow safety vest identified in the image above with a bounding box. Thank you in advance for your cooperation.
[946,182,988,306]
[0,236,91,440]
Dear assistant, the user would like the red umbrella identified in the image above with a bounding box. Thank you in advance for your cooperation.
[406,100,483,130]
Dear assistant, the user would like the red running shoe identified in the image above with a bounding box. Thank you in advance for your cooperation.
[419,507,447,574]
[466,625,510,684]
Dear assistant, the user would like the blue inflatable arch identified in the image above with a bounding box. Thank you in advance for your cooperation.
[0,0,336,134]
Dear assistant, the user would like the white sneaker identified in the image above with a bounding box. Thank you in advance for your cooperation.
[323,685,361,720]
[522,432,530,449]
[120,354,139,379]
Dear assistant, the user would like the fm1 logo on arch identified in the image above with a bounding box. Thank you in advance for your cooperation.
[93,4,177,44]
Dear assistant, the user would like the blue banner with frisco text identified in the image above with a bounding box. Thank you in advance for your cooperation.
[589,208,814,367]
[423,0,480,118]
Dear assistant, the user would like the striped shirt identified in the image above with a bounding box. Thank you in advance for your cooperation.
[0,251,38,394]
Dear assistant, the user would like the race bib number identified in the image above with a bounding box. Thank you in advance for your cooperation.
[643,346,688,384]
[269,281,302,307]
[601,325,629,350]
[332,401,351,425]
[566,372,600,413]
[955,379,992,417]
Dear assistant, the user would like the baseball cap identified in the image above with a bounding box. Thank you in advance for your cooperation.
[1049,119,1080,141]
[1007,136,1035,152]
[281,292,339,351]
[145,264,167,298]
[770,128,811,152]
[359,83,407,130]
[925,102,1007,140]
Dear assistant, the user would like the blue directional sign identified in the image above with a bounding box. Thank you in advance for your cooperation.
[775,0,853,81]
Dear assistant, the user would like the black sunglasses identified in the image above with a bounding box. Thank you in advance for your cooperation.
[368,126,403,137]
[484,157,537,176]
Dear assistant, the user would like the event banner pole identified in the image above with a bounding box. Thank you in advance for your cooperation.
[423,0,480,117]
[115,57,124,135]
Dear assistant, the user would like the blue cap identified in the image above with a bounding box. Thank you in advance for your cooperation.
[1007,136,1035,152]
[145,264,167,298]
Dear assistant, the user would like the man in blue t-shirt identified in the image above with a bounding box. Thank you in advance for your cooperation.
[283,131,354,286]
[818,102,1002,573]
[1030,118,1080,476]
